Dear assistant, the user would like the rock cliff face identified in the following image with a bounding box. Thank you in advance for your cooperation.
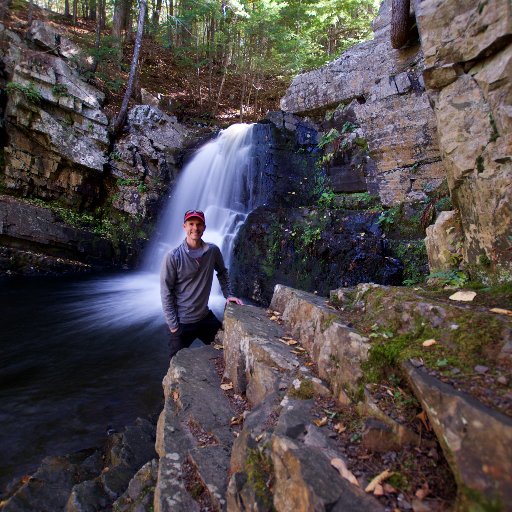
[0,21,192,272]
[280,0,445,207]
[416,0,512,281]
[280,0,512,281]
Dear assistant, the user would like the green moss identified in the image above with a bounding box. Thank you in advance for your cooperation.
[6,81,42,105]
[245,447,274,510]
[393,240,428,285]
[289,379,315,400]
[476,155,485,173]
[488,112,499,143]
[459,486,503,512]
[478,254,492,267]
[361,301,504,383]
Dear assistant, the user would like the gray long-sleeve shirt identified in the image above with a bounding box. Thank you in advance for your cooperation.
[160,240,232,330]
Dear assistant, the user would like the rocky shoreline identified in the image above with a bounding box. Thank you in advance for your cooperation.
[3,283,511,511]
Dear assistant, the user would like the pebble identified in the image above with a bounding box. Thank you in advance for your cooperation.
[474,365,489,374]
[497,376,509,386]
[451,368,461,375]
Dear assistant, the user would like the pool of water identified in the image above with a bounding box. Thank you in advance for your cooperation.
[0,273,170,494]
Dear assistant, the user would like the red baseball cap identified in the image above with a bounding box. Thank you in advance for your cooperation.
[184,209,205,223]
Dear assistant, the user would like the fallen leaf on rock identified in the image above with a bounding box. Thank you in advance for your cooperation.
[278,338,298,346]
[230,415,243,426]
[334,422,346,433]
[415,482,430,500]
[365,469,394,493]
[449,290,476,302]
[305,362,314,367]
[490,307,512,317]
[416,410,431,432]
[255,433,264,442]
[220,383,233,391]
[330,458,360,487]
[212,343,224,350]
[313,416,328,427]
[373,483,384,496]
[422,339,437,347]
[172,391,180,401]
[269,315,278,321]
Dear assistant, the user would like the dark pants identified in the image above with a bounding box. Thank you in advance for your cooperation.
[168,310,222,359]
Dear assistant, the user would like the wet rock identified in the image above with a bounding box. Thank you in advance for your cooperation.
[474,365,489,374]
[0,449,102,512]
[66,418,157,511]
[232,206,402,306]
[112,459,159,512]
[0,194,115,268]
[403,361,512,507]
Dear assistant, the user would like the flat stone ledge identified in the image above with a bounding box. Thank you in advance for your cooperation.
[402,361,512,506]
[223,303,301,406]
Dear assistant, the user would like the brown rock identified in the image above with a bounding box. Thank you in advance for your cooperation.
[403,361,512,507]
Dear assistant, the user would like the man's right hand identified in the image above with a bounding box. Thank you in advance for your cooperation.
[170,327,179,333]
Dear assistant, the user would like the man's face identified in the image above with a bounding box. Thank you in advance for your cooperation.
[183,218,206,242]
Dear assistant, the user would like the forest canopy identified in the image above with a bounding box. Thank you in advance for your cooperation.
[25,0,379,120]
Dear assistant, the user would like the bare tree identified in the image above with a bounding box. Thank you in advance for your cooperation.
[113,0,147,135]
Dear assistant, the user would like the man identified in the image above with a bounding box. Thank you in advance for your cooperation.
[160,209,243,358]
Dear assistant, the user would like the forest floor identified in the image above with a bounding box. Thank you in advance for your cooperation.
[5,0,289,127]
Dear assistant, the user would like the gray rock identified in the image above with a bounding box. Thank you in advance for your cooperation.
[155,345,235,512]
[1,449,102,512]
[223,303,300,406]
[271,435,383,512]
[112,459,159,512]
[270,285,371,401]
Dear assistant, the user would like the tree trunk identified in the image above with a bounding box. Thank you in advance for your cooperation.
[112,0,129,42]
[72,0,77,24]
[90,0,103,73]
[64,0,70,17]
[89,0,96,20]
[151,0,161,30]
[390,0,410,49]
[113,0,147,135]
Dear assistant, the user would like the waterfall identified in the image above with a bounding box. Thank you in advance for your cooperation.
[145,122,260,271]
[65,123,264,328]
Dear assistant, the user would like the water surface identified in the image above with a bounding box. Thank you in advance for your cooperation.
[0,273,170,493]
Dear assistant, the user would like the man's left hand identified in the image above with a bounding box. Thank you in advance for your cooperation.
[226,296,244,305]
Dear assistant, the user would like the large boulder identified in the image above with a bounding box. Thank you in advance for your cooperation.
[415,0,512,280]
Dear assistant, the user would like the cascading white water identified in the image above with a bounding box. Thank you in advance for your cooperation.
[65,123,263,328]
[145,122,260,271]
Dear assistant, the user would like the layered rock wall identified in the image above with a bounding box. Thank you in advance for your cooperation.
[280,0,445,206]
[417,0,512,279]
[0,20,192,271]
